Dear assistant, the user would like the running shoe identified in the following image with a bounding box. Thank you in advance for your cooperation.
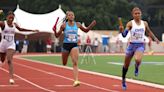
[122,80,127,90]
[9,79,15,84]
[73,80,80,87]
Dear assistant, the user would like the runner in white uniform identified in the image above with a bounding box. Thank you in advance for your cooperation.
[119,7,159,90]
[0,11,38,84]
[0,21,16,52]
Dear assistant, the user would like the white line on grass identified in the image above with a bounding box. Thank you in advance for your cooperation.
[107,61,164,66]
[0,67,56,92]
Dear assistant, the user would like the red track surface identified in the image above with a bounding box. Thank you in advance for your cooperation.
[0,55,164,92]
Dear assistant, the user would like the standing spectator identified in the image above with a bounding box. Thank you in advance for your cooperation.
[93,37,99,53]
[15,40,20,53]
[21,39,29,53]
[86,36,91,45]
[102,36,109,53]
[36,39,44,52]
[46,37,52,53]
[116,38,124,53]
[85,36,92,52]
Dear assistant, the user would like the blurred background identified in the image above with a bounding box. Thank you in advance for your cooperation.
[0,0,164,53]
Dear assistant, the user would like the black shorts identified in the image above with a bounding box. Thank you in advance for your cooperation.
[62,43,78,52]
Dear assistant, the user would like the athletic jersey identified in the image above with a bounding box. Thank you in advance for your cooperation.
[63,22,78,43]
[1,21,16,44]
[129,20,145,43]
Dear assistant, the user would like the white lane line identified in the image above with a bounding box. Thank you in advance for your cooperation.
[0,85,19,87]
[55,85,72,87]
[17,57,164,90]
[0,67,56,92]
[112,85,120,87]
[14,62,119,92]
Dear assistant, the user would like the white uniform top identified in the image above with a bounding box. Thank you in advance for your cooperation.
[129,20,146,43]
[0,21,16,52]
[93,40,99,46]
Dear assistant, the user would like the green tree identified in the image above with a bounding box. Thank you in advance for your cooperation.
[17,0,135,29]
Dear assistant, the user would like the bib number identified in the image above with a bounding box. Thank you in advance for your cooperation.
[67,34,76,42]
[133,33,143,40]
[4,35,14,42]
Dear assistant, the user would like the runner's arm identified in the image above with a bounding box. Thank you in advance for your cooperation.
[120,21,131,37]
[144,21,159,44]
[0,21,5,29]
[14,23,39,32]
[77,20,96,33]
[54,23,65,38]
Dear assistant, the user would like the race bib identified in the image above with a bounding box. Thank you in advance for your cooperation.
[132,32,143,40]
[4,35,14,42]
[67,34,76,42]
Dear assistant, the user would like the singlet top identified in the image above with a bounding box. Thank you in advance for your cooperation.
[63,22,78,43]
[1,21,16,43]
[129,20,145,43]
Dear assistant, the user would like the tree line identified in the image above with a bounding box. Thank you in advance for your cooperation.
[1,0,163,30]
[17,0,137,30]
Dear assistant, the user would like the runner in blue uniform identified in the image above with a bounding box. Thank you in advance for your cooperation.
[53,11,96,87]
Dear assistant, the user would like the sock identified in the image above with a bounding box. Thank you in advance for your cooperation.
[122,67,128,82]
[135,61,141,69]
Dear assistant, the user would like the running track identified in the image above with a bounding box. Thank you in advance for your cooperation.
[0,54,164,92]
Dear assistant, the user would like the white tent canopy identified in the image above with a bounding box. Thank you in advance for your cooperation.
[14,5,66,35]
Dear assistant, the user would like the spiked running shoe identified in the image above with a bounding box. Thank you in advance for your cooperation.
[9,79,15,85]
[122,80,127,90]
[73,80,80,87]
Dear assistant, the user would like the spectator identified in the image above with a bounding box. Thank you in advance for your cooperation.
[85,36,92,53]
[102,36,109,53]
[93,37,99,53]
[86,36,91,45]
[46,37,52,53]
[15,40,20,53]
[21,39,29,53]
[116,38,124,53]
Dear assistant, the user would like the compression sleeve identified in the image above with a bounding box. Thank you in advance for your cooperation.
[122,29,128,37]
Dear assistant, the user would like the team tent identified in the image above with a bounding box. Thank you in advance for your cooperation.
[13,5,66,40]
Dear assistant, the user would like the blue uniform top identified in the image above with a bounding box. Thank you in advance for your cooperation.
[102,37,109,45]
[23,40,29,45]
[63,22,78,43]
